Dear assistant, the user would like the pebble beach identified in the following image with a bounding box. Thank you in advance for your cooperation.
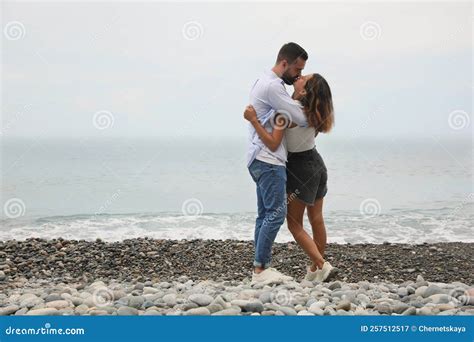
[0,238,473,316]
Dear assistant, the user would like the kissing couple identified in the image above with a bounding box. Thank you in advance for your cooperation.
[245,42,338,285]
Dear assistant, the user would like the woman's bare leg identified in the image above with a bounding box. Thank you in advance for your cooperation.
[286,196,324,271]
[307,197,327,258]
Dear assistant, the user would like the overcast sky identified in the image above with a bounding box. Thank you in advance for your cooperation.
[1,1,472,140]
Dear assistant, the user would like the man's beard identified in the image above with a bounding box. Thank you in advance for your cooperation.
[281,71,297,85]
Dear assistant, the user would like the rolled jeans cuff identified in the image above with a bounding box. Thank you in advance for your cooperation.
[253,260,271,269]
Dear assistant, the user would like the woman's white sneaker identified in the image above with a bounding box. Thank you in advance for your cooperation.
[305,262,339,283]
[304,266,320,282]
[315,261,338,282]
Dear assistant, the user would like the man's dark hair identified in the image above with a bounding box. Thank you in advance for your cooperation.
[276,42,308,64]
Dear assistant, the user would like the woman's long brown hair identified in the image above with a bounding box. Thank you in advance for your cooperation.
[299,73,334,133]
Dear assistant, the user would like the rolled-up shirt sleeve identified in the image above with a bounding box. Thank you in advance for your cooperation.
[267,82,308,127]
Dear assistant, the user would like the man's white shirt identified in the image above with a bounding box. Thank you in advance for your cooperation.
[247,69,308,167]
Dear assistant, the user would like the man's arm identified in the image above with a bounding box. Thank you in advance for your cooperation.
[267,82,308,127]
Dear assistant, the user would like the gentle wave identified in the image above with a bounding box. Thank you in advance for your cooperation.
[0,206,472,244]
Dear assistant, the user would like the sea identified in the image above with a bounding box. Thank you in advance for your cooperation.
[1,137,472,244]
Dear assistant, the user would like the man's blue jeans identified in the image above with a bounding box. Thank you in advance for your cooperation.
[248,159,287,269]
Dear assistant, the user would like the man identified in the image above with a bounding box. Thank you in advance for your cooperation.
[247,42,309,284]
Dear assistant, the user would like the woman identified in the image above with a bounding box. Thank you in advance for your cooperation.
[244,73,336,282]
